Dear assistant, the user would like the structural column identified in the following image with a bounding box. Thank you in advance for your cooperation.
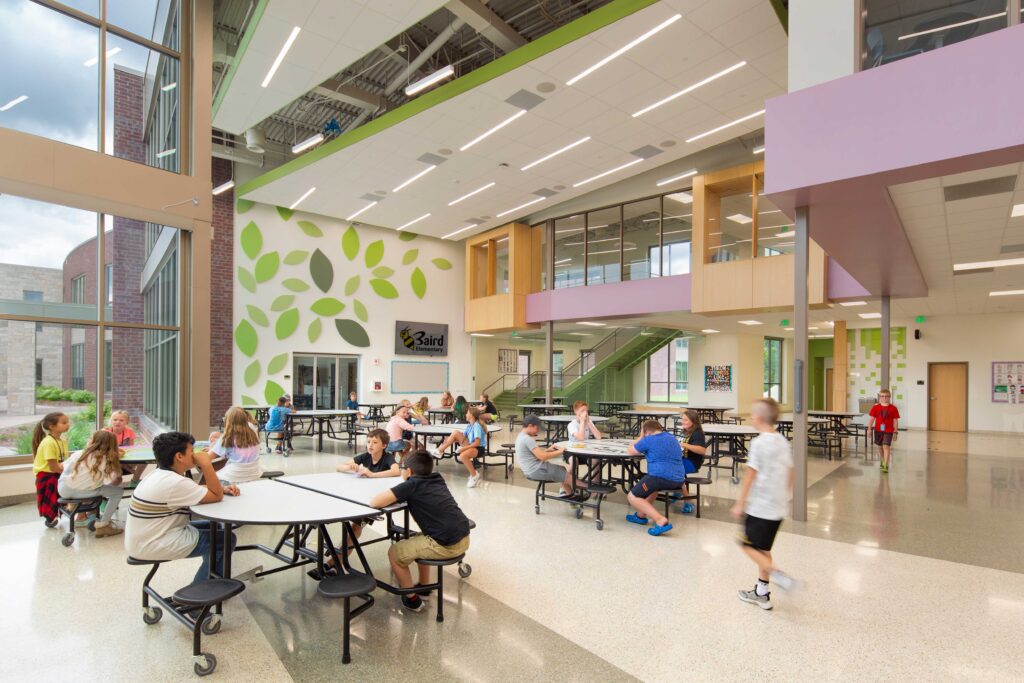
[832,320,848,411]
[545,321,554,403]
[880,295,891,391]
[792,206,810,522]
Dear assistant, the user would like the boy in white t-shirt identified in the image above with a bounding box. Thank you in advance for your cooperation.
[730,398,799,610]
[125,431,240,582]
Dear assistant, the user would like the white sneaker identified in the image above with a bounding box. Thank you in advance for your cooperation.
[466,472,482,488]
[427,447,441,457]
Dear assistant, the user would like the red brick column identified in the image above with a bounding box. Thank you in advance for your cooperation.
[209,156,234,424]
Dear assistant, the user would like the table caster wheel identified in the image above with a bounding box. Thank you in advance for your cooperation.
[201,614,222,635]
[44,517,59,528]
[193,653,217,676]
[730,476,740,485]
[143,606,163,625]
[87,519,97,532]
[534,505,540,515]
[574,507,584,519]
[458,563,472,578]
[595,519,604,531]
[61,533,75,547]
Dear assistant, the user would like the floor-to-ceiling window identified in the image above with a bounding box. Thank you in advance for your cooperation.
[764,337,783,401]
[648,338,689,403]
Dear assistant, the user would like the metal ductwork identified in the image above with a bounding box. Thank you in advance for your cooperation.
[384,19,466,96]
[244,127,266,153]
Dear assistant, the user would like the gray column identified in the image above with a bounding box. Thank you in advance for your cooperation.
[792,206,810,522]
[880,295,891,392]
[545,321,554,403]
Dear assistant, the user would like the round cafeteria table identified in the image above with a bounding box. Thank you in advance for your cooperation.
[426,407,454,424]
[518,404,570,416]
[702,424,758,483]
[538,415,609,443]
[553,439,640,530]
[409,423,502,455]
[287,409,359,451]
[683,405,735,424]
[596,401,634,416]
[616,409,679,436]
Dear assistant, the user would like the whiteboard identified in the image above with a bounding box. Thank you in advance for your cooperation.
[391,361,449,394]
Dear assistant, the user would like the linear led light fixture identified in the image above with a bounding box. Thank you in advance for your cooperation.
[633,61,746,117]
[701,329,719,334]
[212,180,235,195]
[898,11,1006,40]
[990,289,1024,297]
[1012,203,1024,218]
[460,109,526,152]
[566,13,682,86]
[442,223,481,240]
[0,95,28,111]
[470,333,494,337]
[686,110,765,143]
[839,301,867,307]
[553,258,572,265]
[397,213,431,231]
[727,213,752,224]
[83,47,120,67]
[656,169,698,187]
[738,320,762,325]
[953,257,1024,271]
[574,158,643,188]
[404,65,455,96]
[392,165,436,193]
[568,332,592,336]
[262,26,301,87]
[346,201,377,221]
[292,133,324,154]
[289,186,316,210]
[155,148,176,159]
[161,82,177,92]
[521,136,591,171]
[753,145,765,154]
[496,196,545,218]
[448,182,495,206]
[578,322,606,327]
[859,312,882,319]
[774,230,795,237]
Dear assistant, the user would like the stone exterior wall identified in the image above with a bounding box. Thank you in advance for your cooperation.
[0,265,63,415]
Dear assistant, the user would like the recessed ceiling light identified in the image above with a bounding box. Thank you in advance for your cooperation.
[161,82,178,92]
[212,180,234,196]
[346,201,378,221]
[291,133,324,154]
[953,257,1024,271]
[554,258,572,265]
[404,64,455,96]
[392,165,436,193]
[839,301,867,307]
[521,136,591,171]
[460,109,526,152]
[656,169,698,187]
[496,196,545,218]
[566,13,682,86]
[701,328,719,334]
[859,312,882,319]
[568,332,592,336]
[573,158,643,188]
[289,187,316,210]
[774,230,795,237]
[752,146,765,154]
[83,47,120,68]
[727,213,752,224]
[633,61,746,117]
[738,320,762,325]
[898,11,1006,41]
[686,110,765,143]
[808,326,818,330]
[397,213,431,231]
[784,327,794,331]
[1011,203,1024,218]
[155,148,176,159]
[262,26,301,88]
[990,289,1024,297]
[578,322,606,327]
[0,94,28,111]
[470,333,494,337]
[448,182,496,206]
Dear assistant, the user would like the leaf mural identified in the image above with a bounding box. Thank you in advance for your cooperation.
[234,320,258,357]
[283,250,308,265]
[432,257,453,270]
[282,278,310,292]
[308,318,322,342]
[353,299,368,323]
[246,305,269,327]
[264,380,286,406]
[254,252,280,282]
[241,394,258,405]
[237,267,257,293]
[372,266,394,278]
[236,198,254,214]
[398,231,417,242]
[275,308,300,340]
[276,206,294,221]
[364,240,384,268]
[370,278,398,299]
[310,249,334,293]
[244,360,260,387]
[411,267,426,299]
[240,221,262,259]
[402,249,419,265]
[344,275,360,296]
[267,353,288,375]
[335,319,370,347]
[342,226,360,261]
[271,294,294,312]
[311,297,345,316]
[298,220,323,237]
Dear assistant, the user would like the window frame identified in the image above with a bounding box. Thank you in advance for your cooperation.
[764,337,783,401]
[647,337,689,403]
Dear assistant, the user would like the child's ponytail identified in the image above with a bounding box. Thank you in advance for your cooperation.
[31,412,65,456]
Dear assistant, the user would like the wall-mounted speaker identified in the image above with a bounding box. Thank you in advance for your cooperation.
[914,329,921,340]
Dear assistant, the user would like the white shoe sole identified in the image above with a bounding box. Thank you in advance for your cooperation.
[737,591,773,610]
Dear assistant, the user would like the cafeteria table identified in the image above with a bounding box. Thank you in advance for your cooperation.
[683,405,735,424]
[287,409,359,451]
[596,401,635,416]
[518,403,571,417]
[409,423,502,456]
[553,438,641,530]
[358,403,398,421]
[538,414,609,443]
[426,407,454,424]
[616,409,679,436]
[702,424,758,483]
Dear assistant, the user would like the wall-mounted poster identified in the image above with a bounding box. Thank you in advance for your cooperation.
[704,365,732,392]
[992,361,1024,403]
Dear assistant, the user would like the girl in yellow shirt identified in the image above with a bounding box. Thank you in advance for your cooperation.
[33,412,70,524]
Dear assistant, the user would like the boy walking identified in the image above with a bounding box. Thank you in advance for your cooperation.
[731,398,797,610]
[868,389,900,473]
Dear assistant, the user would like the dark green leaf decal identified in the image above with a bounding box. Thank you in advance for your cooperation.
[234,320,257,357]
[276,206,294,221]
[264,380,286,406]
[310,249,334,293]
[298,220,323,237]
[370,278,398,299]
[240,221,262,259]
[246,305,269,327]
[283,250,308,265]
[275,308,300,340]
[342,226,360,261]
[353,299,368,323]
[267,353,288,375]
[335,319,370,347]
[282,278,309,292]
[244,360,260,387]
[311,297,345,316]
[402,249,419,265]
[308,318,322,343]
[241,394,258,405]
[411,267,426,299]
[254,252,279,282]
[432,257,453,270]
[364,240,384,268]
[398,231,417,242]
[236,198,254,214]
[372,266,394,278]
[271,294,294,312]
[344,275,360,296]
[238,267,257,293]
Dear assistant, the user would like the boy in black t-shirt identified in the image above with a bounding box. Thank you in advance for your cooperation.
[369,450,471,613]
[336,429,399,477]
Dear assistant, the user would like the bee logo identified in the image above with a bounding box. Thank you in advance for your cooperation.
[400,327,416,350]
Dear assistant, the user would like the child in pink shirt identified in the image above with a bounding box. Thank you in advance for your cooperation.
[385,405,416,459]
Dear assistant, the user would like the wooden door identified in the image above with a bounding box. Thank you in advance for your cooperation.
[928,363,968,432]
[825,369,834,411]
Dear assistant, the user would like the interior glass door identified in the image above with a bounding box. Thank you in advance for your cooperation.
[293,355,315,409]
[315,356,338,410]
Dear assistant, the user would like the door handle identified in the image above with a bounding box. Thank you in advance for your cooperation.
[929,396,936,400]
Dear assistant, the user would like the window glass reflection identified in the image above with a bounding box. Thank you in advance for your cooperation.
[662,191,693,275]
[624,198,660,281]
[554,215,585,288]
[586,207,621,286]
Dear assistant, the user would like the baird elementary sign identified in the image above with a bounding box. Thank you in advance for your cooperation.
[395,321,448,356]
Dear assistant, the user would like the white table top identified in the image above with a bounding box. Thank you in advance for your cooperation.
[427,407,453,412]
[239,405,270,410]
[777,413,829,424]
[554,439,638,458]
[684,405,735,412]
[277,472,400,507]
[703,424,759,436]
[617,409,680,417]
[518,404,570,409]
[359,403,397,407]
[410,423,502,436]
[291,409,359,417]
[538,415,610,423]
[808,410,862,418]
[597,400,635,405]
[189,479,379,525]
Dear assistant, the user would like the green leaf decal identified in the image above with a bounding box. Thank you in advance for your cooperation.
[411,267,426,299]
[244,360,260,388]
[234,320,257,357]
[364,240,384,268]
[246,305,269,327]
[353,299,368,323]
[271,295,294,312]
[432,257,453,270]
[402,249,419,265]
[398,231,417,242]
[240,221,262,259]
[335,319,370,347]
[241,394,258,405]
[276,206,294,221]
[308,318,322,343]
[236,198,254,214]
[238,267,257,293]
[254,252,280,282]
[372,266,394,278]
[264,380,286,406]
[310,249,334,293]
[370,278,399,299]
[282,278,310,292]
[283,250,308,265]
[344,275,360,296]
[275,309,300,340]
[267,353,288,375]
[298,220,323,237]
[311,297,345,316]
[342,226,360,261]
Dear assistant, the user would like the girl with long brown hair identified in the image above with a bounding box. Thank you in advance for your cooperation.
[58,431,126,537]
[33,412,69,525]
[677,409,708,514]
[210,406,264,483]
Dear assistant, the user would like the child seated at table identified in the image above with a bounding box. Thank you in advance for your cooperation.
[478,394,498,424]
[411,396,431,425]
[516,416,590,500]
[210,407,263,483]
[57,430,126,538]
[386,405,417,459]
[337,429,399,478]
[568,400,602,441]
[430,407,487,488]
[125,432,240,583]
[369,450,471,613]
[626,420,687,537]
[263,396,292,454]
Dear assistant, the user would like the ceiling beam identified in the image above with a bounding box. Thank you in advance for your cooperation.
[313,80,387,111]
[447,0,526,54]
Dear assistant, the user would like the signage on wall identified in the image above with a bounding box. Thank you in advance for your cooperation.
[395,321,448,357]
[704,365,732,392]
[992,361,1024,403]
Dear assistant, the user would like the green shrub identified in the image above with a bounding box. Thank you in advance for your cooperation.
[14,402,113,454]
[15,430,33,455]
[71,390,95,404]
[59,389,75,401]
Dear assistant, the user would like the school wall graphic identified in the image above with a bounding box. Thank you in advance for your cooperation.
[847,327,907,416]
[992,362,1024,404]
[704,364,732,392]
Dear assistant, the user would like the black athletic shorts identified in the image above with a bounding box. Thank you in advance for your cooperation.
[629,474,684,498]
[741,514,782,552]
[873,431,893,446]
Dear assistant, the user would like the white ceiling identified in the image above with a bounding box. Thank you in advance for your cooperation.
[239,0,787,239]
[213,0,448,134]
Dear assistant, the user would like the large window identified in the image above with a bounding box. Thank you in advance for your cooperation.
[70,276,87,304]
[764,337,782,401]
[553,215,585,288]
[648,338,688,403]
[70,343,85,390]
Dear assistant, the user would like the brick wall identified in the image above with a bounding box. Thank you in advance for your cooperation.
[62,237,101,394]
[209,157,234,425]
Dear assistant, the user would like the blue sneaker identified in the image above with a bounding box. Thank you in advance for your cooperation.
[648,522,673,536]
[626,513,649,525]
[681,502,695,514]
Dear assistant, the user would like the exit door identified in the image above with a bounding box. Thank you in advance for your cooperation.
[928,362,968,432]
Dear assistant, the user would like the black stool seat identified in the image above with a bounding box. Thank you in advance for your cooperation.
[127,556,161,566]
[173,579,245,607]
[318,572,377,599]
[58,495,102,504]
[686,475,712,485]
[467,519,476,530]
[416,553,466,566]
[501,443,514,448]
[261,470,285,479]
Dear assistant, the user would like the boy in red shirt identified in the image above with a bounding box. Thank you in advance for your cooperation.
[868,389,900,474]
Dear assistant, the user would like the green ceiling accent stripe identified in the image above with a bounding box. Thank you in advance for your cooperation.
[237,0,660,197]
[212,0,269,120]
[768,0,788,34]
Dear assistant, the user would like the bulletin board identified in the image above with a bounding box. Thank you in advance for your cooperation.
[704,365,732,392]
[391,361,449,394]
[992,361,1024,403]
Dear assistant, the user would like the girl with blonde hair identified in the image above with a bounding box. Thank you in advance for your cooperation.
[58,431,125,538]
[210,406,264,483]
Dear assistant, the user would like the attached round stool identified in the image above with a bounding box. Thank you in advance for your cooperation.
[56,495,103,547]
[318,572,377,664]
[172,579,246,676]
[416,554,467,622]
[684,474,712,518]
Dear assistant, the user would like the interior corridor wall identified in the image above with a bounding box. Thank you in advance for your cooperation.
[472,336,582,398]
